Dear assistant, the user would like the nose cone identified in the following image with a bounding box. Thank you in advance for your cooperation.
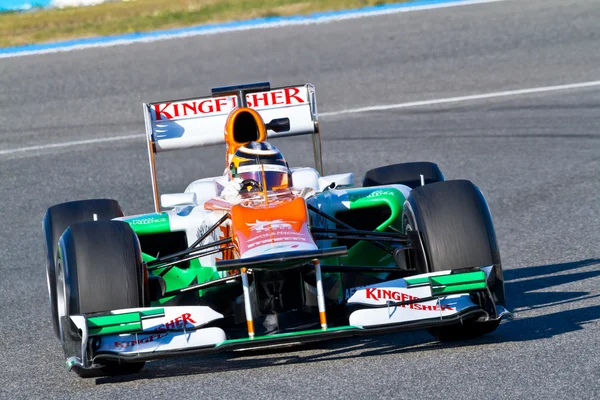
[231,197,317,258]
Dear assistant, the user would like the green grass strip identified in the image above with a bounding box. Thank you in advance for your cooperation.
[1,0,410,47]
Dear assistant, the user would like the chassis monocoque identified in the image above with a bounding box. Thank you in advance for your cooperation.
[43,82,511,377]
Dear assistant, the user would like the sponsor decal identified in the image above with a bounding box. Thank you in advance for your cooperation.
[114,332,168,350]
[153,313,197,331]
[154,87,305,121]
[129,216,167,225]
[247,219,295,232]
[348,189,398,203]
[246,230,308,249]
[359,288,454,311]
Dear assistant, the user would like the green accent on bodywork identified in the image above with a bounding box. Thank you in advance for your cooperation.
[429,271,487,295]
[142,249,219,305]
[88,314,141,335]
[431,282,487,295]
[405,276,430,286]
[406,271,487,294]
[341,187,406,267]
[142,252,156,263]
[349,190,403,229]
[124,213,170,235]
[87,309,165,335]
[139,308,165,317]
[143,255,220,305]
[216,326,361,346]
[88,313,139,327]
[429,271,486,286]
[124,212,223,302]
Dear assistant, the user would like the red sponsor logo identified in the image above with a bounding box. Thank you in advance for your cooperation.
[154,87,305,121]
[154,313,197,331]
[365,288,454,311]
[114,332,168,350]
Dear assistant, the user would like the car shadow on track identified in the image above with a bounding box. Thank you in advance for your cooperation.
[96,258,600,384]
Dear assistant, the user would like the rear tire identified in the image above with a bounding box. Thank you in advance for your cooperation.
[363,162,444,189]
[402,180,504,341]
[43,199,124,339]
[56,220,145,376]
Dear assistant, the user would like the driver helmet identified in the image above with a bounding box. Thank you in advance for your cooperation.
[229,141,292,191]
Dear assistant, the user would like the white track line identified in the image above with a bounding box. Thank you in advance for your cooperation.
[320,80,600,117]
[0,134,141,156]
[1,80,599,157]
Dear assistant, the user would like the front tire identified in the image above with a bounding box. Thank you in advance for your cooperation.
[57,220,145,376]
[402,180,505,341]
[363,162,444,188]
[43,199,124,339]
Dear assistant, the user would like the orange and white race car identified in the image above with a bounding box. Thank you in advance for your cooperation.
[43,82,511,378]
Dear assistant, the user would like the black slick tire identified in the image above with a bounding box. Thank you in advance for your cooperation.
[56,220,145,377]
[362,162,444,188]
[402,180,504,341]
[43,199,124,339]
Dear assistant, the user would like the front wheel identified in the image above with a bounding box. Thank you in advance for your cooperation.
[43,199,124,339]
[56,220,145,376]
[363,161,444,188]
[402,180,505,341]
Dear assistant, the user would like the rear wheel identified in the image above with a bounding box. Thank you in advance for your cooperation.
[43,199,124,339]
[57,220,145,377]
[363,162,444,189]
[402,180,504,341]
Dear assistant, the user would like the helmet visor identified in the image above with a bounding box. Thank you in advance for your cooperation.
[236,164,289,191]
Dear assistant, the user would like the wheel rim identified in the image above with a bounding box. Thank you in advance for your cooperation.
[45,261,53,307]
[56,258,67,343]
[402,206,429,274]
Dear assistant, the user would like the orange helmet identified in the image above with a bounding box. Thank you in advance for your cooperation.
[229,142,292,191]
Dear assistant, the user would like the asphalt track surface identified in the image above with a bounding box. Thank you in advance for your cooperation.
[1,0,600,398]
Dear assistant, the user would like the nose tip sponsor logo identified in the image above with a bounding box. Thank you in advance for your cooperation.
[113,332,168,350]
[153,313,197,331]
[246,220,295,232]
[112,313,199,350]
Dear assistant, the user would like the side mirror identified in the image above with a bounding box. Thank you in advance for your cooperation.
[318,173,355,191]
[266,118,290,133]
[160,193,197,209]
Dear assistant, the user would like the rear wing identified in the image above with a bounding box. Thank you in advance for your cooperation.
[143,83,321,212]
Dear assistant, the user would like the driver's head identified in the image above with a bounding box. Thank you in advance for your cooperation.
[229,141,291,191]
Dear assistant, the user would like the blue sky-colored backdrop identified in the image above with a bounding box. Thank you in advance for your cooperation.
[0,0,52,11]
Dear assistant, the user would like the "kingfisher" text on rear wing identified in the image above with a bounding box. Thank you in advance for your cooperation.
[143,83,318,152]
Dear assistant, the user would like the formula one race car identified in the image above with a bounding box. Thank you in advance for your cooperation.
[43,82,511,377]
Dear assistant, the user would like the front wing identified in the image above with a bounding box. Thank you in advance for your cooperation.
[62,267,511,372]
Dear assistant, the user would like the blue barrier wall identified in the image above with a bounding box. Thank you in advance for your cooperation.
[0,0,52,11]
[0,0,110,12]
